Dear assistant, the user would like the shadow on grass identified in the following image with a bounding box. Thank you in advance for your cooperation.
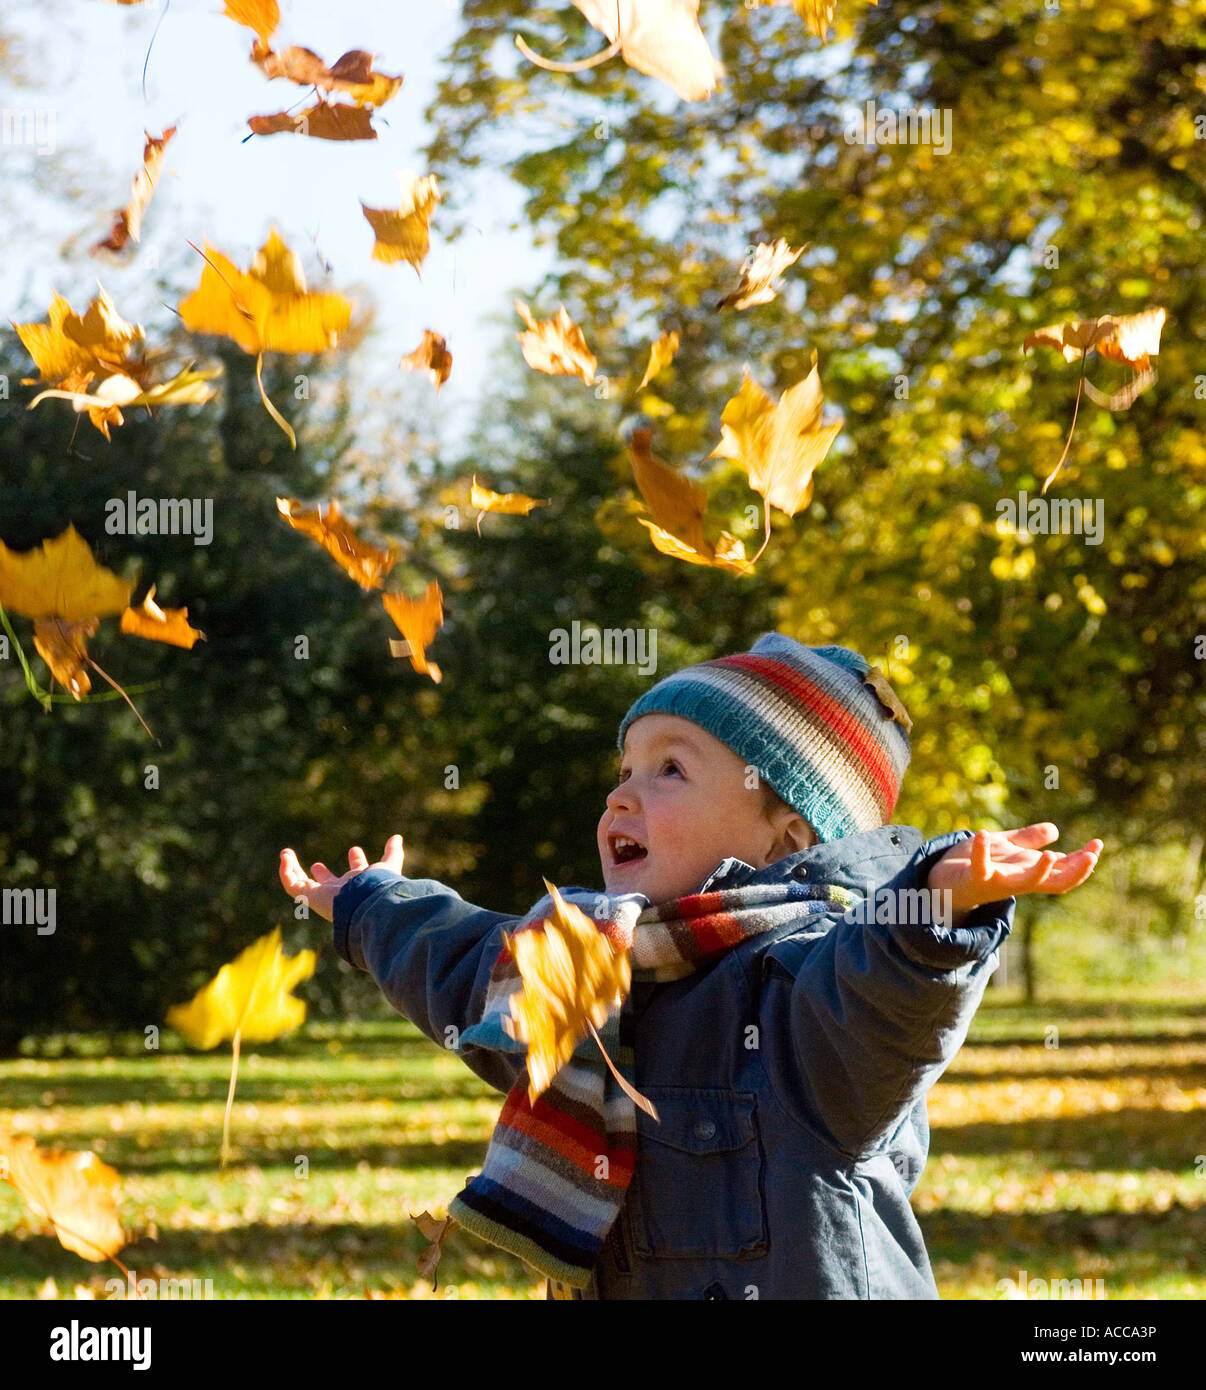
[930,1106,1206,1167]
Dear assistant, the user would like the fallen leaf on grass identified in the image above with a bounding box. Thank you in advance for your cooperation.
[0,1135,125,1263]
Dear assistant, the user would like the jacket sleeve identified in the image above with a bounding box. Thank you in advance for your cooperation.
[332,866,526,1095]
[761,829,1014,1160]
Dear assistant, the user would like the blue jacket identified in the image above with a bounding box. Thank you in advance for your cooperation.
[332,824,1015,1300]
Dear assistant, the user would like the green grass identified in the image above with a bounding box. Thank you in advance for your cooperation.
[2,1001,1205,1299]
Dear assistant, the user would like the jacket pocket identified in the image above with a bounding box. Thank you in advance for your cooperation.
[627,1087,768,1260]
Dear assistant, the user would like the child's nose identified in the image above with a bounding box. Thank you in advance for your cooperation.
[606,781,637,812]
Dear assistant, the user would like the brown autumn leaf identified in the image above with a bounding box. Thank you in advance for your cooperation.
[470,476,549,535]
[248,102,377,142]
[120,586,205,649]
[362,175,441,272]
[518,0,723,102]
[636,330,680,389]
[92,127,177,255]
[223,0,279,44]
[715,238,805,311]
[411,1211,458,1288]
[862,666,912,733]
[178,227,352,446]
[1023,307,1166,493]
[276,497,401,590]
[0,1136,125,1263]
[383,580,444,683]
[629,430,749,573]
[251,39,403,109]
[399,330,453,392]
[709,357,842,563]
[515,301,597,385]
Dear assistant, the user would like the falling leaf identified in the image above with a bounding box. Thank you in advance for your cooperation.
[470,476,549,534]
[0,1136,125,1263]
[32,618,99,700]
[276,497,401,590]
[251,40,403,109]
[716,238,805,310]
[709,357,842,563]
[862,666,912,733]
[515,301,597,384]
[248,103,377,142]
[411,1211,458,1288]
[178,228,351,446]
[747,0,877,42]
[629,429,749,573]
[636,330,680,389]
[28,365,222,440]
[167,927,316,1167]
[0,526,132,625]
[503,881,633,1104]
[1023,307,1166,493]
[383,581,444,683]
[361,175,440,272]
[13,288,144,392]
[120,586,205,649]
[518,0,723,102]
[167,926,316,1051]
[223,0,279,44]
[1024,307,1166,371]
[399,330,453,392]
[92,127,176,255]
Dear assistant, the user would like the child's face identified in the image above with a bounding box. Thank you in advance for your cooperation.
[597,714,810,903]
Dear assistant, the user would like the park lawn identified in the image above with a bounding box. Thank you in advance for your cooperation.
[1,1000,1204,1300]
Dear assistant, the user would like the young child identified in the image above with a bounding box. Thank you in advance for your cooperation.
[279,634,1101,1299]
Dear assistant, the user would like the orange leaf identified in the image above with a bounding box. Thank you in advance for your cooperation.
[469,476,548,532]
[0,525,132,623]
[1023,307,1166,373]
[0,1135,125,1262]
[276,497,401,590]
[362,175,440,272]
[120,586,206,649]
[515,301,597,384]
[715,238,805,311]
[252,40,403,109]
[629,430,750,573]
[399,330,453,392]
[92,127,176,254]
[636,330,680,390]
[33,617,99,700]
[383,581,444,683]
[223,0,279,43]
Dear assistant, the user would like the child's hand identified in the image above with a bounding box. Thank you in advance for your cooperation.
[928,823,1103,925]
[278,835,405,922]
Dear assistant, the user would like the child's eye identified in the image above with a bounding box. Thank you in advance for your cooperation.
[660,760,682,777]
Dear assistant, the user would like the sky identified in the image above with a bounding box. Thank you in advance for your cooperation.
[0,0,555,455]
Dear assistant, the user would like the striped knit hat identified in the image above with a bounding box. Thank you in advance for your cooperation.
[616,633,911,843]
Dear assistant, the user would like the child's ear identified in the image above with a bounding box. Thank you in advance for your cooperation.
[764,814,817,865]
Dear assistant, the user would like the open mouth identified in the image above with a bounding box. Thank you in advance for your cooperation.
[610,834,648,866]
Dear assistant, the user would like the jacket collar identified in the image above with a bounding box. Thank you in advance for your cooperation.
[694,824,923,896]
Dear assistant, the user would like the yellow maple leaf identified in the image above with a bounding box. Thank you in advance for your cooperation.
[178,227,351,447]
[629,430,750,573]
[503,881,632,1104]
[715,238,805,311]
[120,586,206,649]
[277,497,401,590]
[469,476,549,534]
[0,1135,125,1263]
[0,526,132,623]
[167,926,316,1051]
[636,329,680,390]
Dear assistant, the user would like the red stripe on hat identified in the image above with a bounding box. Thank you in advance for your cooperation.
[720,653,900,812]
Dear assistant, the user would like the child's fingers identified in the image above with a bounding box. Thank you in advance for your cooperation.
[348,845,369,871]
[381,834,405,869]
[279,848,314,893]
[971,830,995,883]
[309,860,337,883]
[1037,847,1101,894]
[1003,822,1060,849]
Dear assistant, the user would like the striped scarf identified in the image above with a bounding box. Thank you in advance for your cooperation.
[448,878,856,1289]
